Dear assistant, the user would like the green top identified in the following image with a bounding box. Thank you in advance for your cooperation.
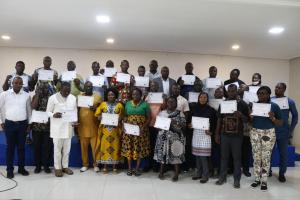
[125,100,150,116]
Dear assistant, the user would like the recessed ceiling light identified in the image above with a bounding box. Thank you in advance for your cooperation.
[106,38,114,44]
[269,26,285,34]
[231,44,240,50]
[96,15,110,23]
[1,35,11,40]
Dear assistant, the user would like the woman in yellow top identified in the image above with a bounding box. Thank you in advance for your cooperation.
[95,88,124,173]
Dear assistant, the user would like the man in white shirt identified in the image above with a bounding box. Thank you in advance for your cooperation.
[153,66,176,97]
[145,60,161,80]
[46,82,77,177]
[0,77,31,179]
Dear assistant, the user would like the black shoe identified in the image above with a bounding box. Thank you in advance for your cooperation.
[18,168,29,176]
[251,180,261,188]
[192,176,201,180]
[7,171,14,179]
[44,167,51,174]
[215,178,226,185]
[268,171,272,177]
[278,175,286,183]
[243,170,251,177]
[261,182,268,191]
[233,180,240,189]
[34,167,41,174]
[200,178,208,184]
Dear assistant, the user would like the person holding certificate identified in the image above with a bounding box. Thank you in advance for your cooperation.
[270,83,298,182]
[154,96,186,182]
[46,82,77,177]
[110,60,134,104]
[103,60,115,86]
[215,84,249,189]
[77,82,102,173]
[31,56,59,95]
[86,61,109,99]
[2,61,34,93]
[121,88,151,176]
[153,66,176,97]
[177,62,202,100]
[189,92,217,183]
[144,81,166,172]
[95,88,124,173]
[224,69,245,98]
[249,86,283,191]
[135,65,149,100]
[31,82,52,174]
[203,66,223,99]
[145,60,161,81]
[56,61,84,97]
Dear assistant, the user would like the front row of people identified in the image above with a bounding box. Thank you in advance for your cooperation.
[0,77,292,191]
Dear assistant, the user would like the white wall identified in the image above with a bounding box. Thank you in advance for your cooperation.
[0,47,290,95]
[289,57,300,152]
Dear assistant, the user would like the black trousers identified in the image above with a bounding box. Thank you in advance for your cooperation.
[148,126,159,170]
[4,120,28,172]
[182,128,195,171]
[242,136,252,172]
[196,156,209,178]
[32,130,52,168]
[219,134,243,181]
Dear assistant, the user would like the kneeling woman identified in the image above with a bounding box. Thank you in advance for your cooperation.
[154,96,186,181]
[250,86,282,191]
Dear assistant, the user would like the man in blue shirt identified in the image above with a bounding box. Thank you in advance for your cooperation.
[271,82,298,182]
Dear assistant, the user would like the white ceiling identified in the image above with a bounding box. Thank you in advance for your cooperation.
[0,0,300,59]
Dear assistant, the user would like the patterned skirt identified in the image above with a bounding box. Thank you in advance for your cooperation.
[121,115,150,160]
[154,130,185,164]
[192,129,211,156]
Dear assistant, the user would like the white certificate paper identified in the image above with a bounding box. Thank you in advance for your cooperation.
[38,69,54,81]
[124,123,140,136]
[206,78,222,89]
[62,110,78,122]
[147,92,163,104]
[61,71,76,81]
[104,67,117,77]
[182,75,196,85]
[20,75,29,87]
[116,73,131,84]
[192,117,210,130]
[134,76,149,87]
[251,103,271,117]
[31,110,49,123]
[271,97,289,109]
[209,99,223,111]
[243,91,258,104]
[225,82,239,91]
[78,96,94,108]
[101,113,119,126]
[249,86,260,94]
[154,116,171,130]
[188,92,200,103]
[221,100,237,114]
[89,75,105,87]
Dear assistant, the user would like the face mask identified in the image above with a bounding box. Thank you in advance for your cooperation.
[252,81,260,86]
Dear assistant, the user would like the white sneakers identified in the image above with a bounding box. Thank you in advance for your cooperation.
[94,166,100,173]
[80,167,88,172]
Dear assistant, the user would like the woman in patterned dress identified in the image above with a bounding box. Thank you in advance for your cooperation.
[121,88,151,176]
[154,96,186,182]
[110,60,134,104]
[189,92,217,183]
[95,88,124,173]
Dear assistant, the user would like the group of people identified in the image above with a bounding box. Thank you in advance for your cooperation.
[0,56,298,192]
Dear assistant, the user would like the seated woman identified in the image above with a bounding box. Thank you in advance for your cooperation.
[95,88,124,173]
[154,96,186,182]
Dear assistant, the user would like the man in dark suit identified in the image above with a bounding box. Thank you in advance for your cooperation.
[153,66,176,97]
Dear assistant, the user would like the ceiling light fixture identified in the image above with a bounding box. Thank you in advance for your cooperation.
[1,35,11,40]
[96,15,110,23]
[231,44,240,50]
[269,26,285,34]
[106,38,114,44]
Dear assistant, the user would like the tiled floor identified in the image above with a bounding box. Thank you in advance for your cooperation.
[0,164,300,200]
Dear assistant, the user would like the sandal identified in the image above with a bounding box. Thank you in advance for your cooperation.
[127,170,133,176]
[113,168,118,174]
[133,169,142,177]
[102,168,108,174]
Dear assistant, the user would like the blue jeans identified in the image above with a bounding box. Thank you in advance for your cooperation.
[4,120,28,172]
[273,138,288,176]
